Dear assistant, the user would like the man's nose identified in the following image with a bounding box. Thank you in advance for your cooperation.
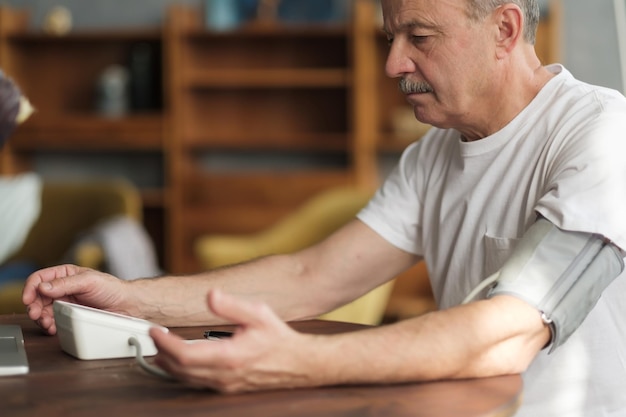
[385,40,416,78]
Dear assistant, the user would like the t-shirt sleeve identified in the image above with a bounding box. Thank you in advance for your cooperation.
[535,100,626,252]
[357,141,424,255]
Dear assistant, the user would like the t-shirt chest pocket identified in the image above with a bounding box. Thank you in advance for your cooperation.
[483,234,521,278]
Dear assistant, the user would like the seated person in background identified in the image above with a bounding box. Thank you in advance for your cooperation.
[0,69,39,271]
[0,69,33,148]
[22,1,626,416]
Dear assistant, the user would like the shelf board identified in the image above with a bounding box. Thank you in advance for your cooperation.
[183,168,353,206]
[184,132,348,152]
[141,187,167,208]
[184,68,350,89]
[13,113,164,151]
[7,29,162,43]
[377,134,420,153]
[185,21,348,39]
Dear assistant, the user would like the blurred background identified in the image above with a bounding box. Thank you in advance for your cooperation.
[0,0,624,322]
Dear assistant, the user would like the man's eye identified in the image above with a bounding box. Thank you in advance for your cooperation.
[386,37,394,46]
[411,35,429,44]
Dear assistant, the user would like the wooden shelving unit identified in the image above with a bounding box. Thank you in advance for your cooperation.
[0,1,559,274]
[164,5,366,272]
[0,11,164,159]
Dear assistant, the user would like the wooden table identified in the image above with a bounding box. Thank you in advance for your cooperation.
[0,314,522,417]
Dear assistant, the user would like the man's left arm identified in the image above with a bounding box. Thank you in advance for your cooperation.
[319,218,624,385]
[149,290,549,392]
[308,294,550,385]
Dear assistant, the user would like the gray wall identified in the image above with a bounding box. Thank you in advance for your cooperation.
[561,0,624,92]
[3,0,200,28]
[2,0,348,28]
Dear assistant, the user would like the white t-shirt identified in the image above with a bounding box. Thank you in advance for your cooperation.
[358,65,626,416]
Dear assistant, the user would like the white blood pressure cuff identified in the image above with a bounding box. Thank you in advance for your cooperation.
[487,218,624,353]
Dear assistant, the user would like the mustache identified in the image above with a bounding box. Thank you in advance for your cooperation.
[398,78,434,95]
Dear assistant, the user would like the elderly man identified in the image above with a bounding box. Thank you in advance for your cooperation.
[22,1,626,415]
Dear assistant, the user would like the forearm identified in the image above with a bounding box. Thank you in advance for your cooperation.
[306,296,550,385]
[125,254,321,326]
[124,220,415,327]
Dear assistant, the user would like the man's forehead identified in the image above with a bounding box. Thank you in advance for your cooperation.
[381,0,467,12]
[381,0,468,32]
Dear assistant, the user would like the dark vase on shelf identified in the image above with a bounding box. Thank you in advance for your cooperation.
[129,42,162,112]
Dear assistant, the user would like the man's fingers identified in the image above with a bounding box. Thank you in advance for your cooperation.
[151,327,223,366]
[149,327,179,354]
[39,266,91,298]
[22,264,83,304]
[149,328,187,376]
[206,289,280,331]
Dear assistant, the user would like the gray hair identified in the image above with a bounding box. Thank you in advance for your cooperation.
[465,0,540,44]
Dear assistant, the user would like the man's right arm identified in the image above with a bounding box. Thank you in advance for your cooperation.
[23,219,420,333]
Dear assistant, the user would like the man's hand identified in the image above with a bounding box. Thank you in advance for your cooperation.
[150,289,319,393]
[22,264,128,335]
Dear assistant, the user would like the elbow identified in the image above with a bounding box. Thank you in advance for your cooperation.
[489,347,538,376]
[458,314,551,378]
[460,334,547,379]
[466,296,552,377]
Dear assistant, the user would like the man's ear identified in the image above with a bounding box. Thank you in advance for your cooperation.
[494,4,524,58]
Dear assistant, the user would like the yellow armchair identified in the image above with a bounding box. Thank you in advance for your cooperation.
[195,186,395,325]
[0,179,142,314]
[383,260,437,321]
